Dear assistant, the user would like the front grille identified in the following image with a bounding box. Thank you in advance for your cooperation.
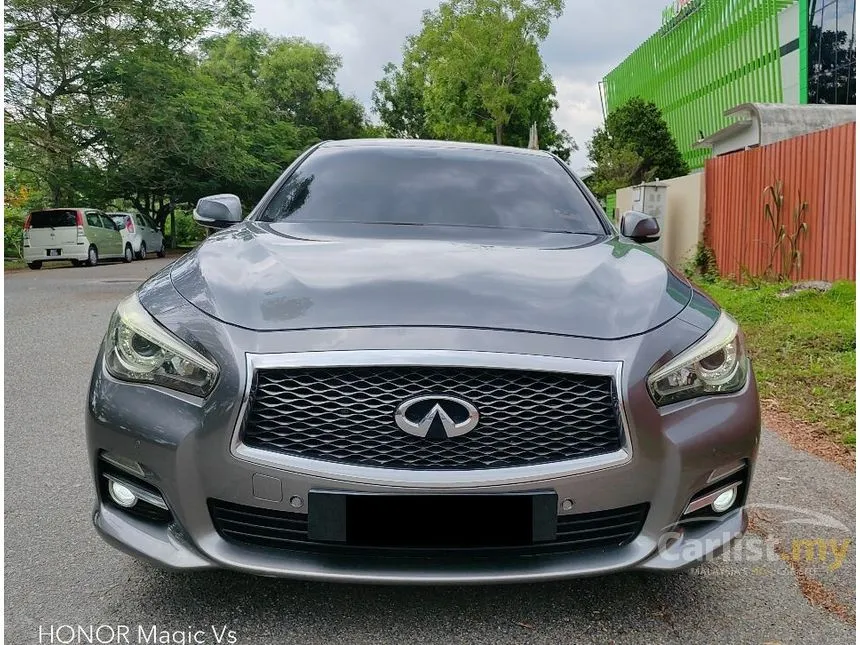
[241,366,623,470]
[209,499,649,557]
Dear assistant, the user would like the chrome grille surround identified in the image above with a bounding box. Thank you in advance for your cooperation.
[231,351,632,488]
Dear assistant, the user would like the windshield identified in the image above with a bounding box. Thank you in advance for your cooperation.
[29,210,78,228]
[256,145,606,235]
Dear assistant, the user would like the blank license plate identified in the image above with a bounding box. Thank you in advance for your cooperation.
[47,249,61,257]
[307,491,558,547]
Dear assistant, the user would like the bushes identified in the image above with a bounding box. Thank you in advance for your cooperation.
[163,209,207,248]
[4,209,26,260]
[682,241,718,282]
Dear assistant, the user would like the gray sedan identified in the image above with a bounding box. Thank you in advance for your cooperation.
[86,139,759,583]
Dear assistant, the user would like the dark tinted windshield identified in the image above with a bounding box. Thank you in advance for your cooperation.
[29,210,78,228]
[257,145,605,234]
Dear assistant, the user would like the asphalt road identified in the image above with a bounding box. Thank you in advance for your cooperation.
[5,259,856,645]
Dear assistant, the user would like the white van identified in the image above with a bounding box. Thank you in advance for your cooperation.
[23,208,133,269]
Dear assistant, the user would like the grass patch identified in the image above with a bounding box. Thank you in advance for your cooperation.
[698,280,856,446]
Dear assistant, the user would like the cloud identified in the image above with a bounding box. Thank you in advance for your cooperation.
[540,0,666,170]
[249,0,433,103]
[550,76,606,172]
[249,0,668,172]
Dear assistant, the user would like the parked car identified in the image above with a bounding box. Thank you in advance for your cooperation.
[108,212,166,260]
[87,139,759,583]
[24,208,134,269]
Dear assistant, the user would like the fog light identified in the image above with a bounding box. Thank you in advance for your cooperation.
[108,480,138,508]
[711,488,737,513]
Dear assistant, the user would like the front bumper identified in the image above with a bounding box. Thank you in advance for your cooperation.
[86,327,760,584]
[93,501,748,583]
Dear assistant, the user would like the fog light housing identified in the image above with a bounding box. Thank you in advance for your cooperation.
[108,480,138,508]
[99,457,172,524]
[101,452,145,478]
[711,488,737,513]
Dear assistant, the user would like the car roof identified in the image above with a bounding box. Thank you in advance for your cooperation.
[318,138,554,158]
[30,207,87,212]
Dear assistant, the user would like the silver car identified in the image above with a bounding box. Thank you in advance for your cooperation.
[86,139,760,583]
[108,212,166,260]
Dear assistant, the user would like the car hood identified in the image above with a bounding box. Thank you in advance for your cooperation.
[168,222,692,339]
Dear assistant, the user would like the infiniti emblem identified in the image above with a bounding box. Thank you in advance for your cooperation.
[395,395,480,439]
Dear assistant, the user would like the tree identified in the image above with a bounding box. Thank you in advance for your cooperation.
[101,33,371,230]
[6,5,374,231]
[4,0,251,206]
[585,141,643,199]
[372,61,432,139]
[372,0,575,160]
[258,38,366,141]
[587,97,688,196]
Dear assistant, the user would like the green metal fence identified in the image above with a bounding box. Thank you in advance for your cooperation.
[603,0,798,170]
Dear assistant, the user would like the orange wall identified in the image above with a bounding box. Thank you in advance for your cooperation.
[705,122,856,282]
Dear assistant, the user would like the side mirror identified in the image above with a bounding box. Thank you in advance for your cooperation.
[193,194,243,229]
[620,210,660,243]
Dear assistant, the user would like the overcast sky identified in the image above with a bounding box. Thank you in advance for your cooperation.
[249,0,667,172]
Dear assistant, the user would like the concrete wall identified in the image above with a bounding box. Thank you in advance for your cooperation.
[615,172,705,268]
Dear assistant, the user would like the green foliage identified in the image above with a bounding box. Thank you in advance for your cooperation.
[587,97,688,194]
[699,279,856,446]
[4,0,252,207]
[6,2,372,230]
[4,178,39,260]
[586,142,643,199]
[4,210,25,260]
[372,0,575,160]
[100,32,371,230]
[164,210,208,247]
[372,61,432,139]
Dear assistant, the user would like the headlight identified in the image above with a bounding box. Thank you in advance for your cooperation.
[647,311,749,406]
[104,294,219,397]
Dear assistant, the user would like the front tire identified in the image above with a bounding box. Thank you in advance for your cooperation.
[27,261,42,270]
[87,245,98,267]
[136,242,147,260]
[123,243,133,263]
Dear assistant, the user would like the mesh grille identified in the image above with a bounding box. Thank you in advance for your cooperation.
[240,366,623,470]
